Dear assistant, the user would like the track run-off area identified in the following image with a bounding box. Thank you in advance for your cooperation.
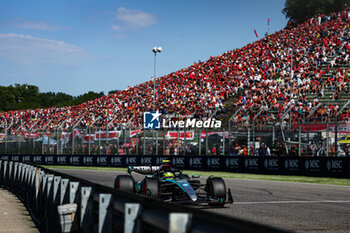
[52,168,350,233]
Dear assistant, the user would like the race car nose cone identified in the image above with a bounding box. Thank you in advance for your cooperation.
[190,194,198,202]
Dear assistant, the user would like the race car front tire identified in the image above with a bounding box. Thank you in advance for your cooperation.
[143,178,160,198]
[115,175,135,193]
[206,177,226,207]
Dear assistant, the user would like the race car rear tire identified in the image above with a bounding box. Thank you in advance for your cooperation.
[143,178,160,198]
[115,175,135,193]
[206,177,226,207]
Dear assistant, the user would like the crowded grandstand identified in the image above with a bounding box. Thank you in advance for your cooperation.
[1,7,350,156]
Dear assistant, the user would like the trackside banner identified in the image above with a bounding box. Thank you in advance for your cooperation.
[295,123,350,133]
[166,131,194,140]
[95,131,121,140]
[0,155,349,178]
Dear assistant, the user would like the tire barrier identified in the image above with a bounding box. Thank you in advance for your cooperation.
[1,154,349,178]
[0,159,291,233]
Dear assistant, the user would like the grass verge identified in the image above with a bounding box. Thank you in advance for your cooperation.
[43,165,350,186]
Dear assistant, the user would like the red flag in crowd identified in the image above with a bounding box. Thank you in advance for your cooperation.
[95,131,121,140]
[61,132,71,144]
[24,132,40,139]
[166,131,194,140]
[73,129,81,138]
[254,29,259,38]
[83,134,95,143]
[130,130,142,138]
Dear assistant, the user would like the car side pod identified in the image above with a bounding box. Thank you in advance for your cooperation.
[227,188,234,204]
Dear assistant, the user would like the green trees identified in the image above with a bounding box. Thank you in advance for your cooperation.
[282,0,350,24]
[0,84,105,112]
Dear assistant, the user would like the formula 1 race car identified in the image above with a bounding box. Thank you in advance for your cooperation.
[114,161,233,206]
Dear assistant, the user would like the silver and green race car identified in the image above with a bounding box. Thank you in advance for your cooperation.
[114,162,233,206]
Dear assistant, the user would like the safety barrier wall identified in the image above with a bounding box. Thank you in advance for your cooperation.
[0,159,290,233]
[1,154,349,178]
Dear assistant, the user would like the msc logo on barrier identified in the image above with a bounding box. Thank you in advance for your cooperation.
[172,157,185,167]
[70,156,80,164]
[83,156,94,164]
[244,158,258,168]
[207,158,220,168]
[305,159,320,170]
[327,160,342,170]
[143,111,161,129]
[189,158,202,167]
[111,157,122,165]
[141,157,152,165]
[45,156,54,164]
[126,157,137,165]
[225,158,239,168]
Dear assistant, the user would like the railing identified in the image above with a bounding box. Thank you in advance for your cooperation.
[1,121,350,157]
[0,159,291,233]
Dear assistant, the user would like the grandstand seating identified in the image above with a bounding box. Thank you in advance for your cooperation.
[0,8,350,134]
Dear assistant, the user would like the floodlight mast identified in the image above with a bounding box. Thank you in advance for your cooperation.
[152,46,162,112]
[152,46,162,155]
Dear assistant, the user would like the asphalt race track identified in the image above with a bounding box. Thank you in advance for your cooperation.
[53,169,350,233]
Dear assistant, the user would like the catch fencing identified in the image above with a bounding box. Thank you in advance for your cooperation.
[1,125,350,157]
[0,159,291,233]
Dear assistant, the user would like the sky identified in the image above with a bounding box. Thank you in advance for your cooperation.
[0,0,288,96]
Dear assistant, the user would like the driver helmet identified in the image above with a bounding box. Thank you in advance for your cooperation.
[163,171,175,180]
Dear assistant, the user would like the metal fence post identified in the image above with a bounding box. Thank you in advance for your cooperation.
[298,125,301,157]
[253,123,256,155]
[247,128,250,155]
[272,126,275,147]
[222,130,225,156]
[136,131,139,155]
[198,128,201,156]
[184,127,187,155]
[335,117,338,156]
[326,122,329,157]
[205,129,208,155]
[156,130,159,155]
[124,203,142,233]
[143,130,146,155]
[163,129,166,155]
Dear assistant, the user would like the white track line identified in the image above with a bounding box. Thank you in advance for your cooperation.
[53,169,350,188]
[225,177,350,188]
[234,200,350,205]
